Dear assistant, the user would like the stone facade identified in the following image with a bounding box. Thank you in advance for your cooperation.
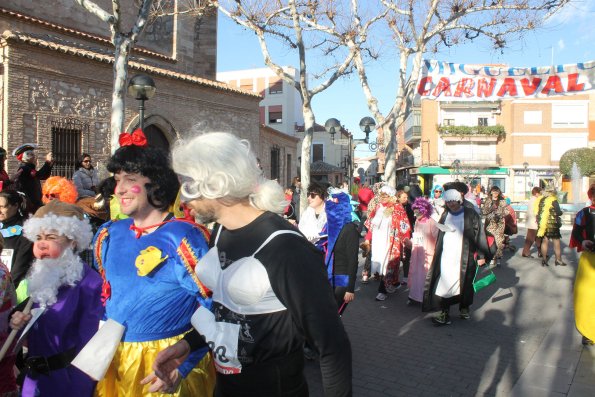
[0,2,303,180]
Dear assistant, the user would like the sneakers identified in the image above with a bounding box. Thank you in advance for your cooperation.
[375,293,387,301]
[361,275,369,284]
[432,311,451,325]
[460,308,470,320]
[385,284,401,294]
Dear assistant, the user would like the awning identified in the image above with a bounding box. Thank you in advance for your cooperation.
[417,166,509,175]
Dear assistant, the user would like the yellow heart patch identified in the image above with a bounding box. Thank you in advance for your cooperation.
[135,246,168,276]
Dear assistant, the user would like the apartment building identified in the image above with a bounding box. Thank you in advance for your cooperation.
[218,67,352,186]
[400,94,593,201]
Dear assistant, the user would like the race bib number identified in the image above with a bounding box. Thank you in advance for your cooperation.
[191,306,242,374]
[412,232,424,247]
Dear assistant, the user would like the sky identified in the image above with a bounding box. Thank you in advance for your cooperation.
[216,1,595,157]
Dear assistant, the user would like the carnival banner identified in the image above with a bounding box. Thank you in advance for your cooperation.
[417,60,595,101]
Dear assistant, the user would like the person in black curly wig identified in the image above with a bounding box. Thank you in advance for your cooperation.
[91,133,215,395]
[107,145,180,212]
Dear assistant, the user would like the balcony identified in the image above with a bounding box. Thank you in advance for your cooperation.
[439,153,501,167]
[438,124,505,142]
[404,110,421,144]
[404,125,421,144]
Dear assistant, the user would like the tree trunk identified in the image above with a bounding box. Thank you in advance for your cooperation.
[110,36,130,153]
[299,106,316,216]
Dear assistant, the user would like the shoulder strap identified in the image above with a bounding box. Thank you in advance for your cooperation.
[252,230,303,257]
[213,224,223,245]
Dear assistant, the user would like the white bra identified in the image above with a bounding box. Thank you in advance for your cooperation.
[196,228,303,315]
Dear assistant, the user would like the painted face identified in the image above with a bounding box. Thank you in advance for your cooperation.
[307,192,324,209]
[114,171,151,218]
[81,157,92,169]
[33,231,74,259]
[0,197,19,222]
[446,200,462,212]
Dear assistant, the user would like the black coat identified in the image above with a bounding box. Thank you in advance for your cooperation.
[12,161,53,212]
[422,206,493,312]
[0,215,34,289]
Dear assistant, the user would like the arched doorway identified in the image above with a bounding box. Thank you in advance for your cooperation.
[143,124,170,152]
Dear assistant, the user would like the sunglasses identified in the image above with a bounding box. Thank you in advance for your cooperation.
[308,192,319,198]
[434,190,442,193]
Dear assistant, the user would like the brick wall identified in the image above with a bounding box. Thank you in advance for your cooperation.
[3,41,261,173]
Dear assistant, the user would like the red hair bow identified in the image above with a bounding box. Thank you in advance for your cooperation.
[119,128,148,147]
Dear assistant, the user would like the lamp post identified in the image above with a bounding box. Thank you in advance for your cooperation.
[324,118,341,143]
[127,74,156,131]
[523,161,529,200]
[359,117,376,144]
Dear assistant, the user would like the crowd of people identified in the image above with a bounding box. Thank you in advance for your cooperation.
[0,132,592,396]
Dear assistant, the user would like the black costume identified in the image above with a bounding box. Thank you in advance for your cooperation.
[0,214,34,288]
[422,206,493,312]
[188,212,352,397]
[12,161,52,212]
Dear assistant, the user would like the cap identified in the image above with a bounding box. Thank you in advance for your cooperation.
[12,143,38,157]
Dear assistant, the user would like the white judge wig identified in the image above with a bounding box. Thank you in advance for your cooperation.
[172,132,286,214]
[443,189,463,203]
[23,200,93,253]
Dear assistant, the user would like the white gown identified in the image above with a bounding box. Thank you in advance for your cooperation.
[369,204,392,276]
[435,210,464,298]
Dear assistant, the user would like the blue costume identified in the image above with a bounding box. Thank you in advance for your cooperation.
[93,217,215,396]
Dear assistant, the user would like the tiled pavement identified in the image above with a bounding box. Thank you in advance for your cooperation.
[304,229,595,396]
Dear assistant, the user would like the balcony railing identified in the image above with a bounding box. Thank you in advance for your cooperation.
[439,153,501,167]
[438,124,505,140]
[404,125,421,144]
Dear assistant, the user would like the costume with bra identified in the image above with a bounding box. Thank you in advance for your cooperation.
[93,216,215,397]
[190,212,352,397]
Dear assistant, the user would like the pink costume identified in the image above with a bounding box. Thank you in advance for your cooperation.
[408,218,438,302]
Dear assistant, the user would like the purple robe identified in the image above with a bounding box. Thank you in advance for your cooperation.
[22,264,103,397]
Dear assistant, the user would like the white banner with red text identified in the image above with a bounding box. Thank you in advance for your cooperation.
[416,60,595,101]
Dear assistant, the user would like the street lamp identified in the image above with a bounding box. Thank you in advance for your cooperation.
[523,161,529,200]
[359,117,376,144]
[324,118,341,143]
[128,74,156,131]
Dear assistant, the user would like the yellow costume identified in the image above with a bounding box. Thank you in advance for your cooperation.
[574,251,595,342]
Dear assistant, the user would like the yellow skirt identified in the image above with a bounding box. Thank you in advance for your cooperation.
[574,251,595,342]
[95,333,215,397]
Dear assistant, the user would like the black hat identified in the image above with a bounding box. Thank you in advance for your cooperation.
[12,143,38,157]
[443,181,468,195]
[0,147,6,157]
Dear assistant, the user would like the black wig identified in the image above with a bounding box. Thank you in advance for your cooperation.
[107,145,180,211]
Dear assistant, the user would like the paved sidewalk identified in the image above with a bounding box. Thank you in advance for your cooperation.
[303,229,593,396]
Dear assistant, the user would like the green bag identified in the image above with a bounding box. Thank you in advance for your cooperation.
[473,264,496,292]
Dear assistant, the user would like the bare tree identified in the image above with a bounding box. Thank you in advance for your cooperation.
[338,0,570,187]
[201,0,386,214]
[73,0,154,153]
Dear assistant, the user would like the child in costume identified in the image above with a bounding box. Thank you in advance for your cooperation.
[9,200,103,396]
